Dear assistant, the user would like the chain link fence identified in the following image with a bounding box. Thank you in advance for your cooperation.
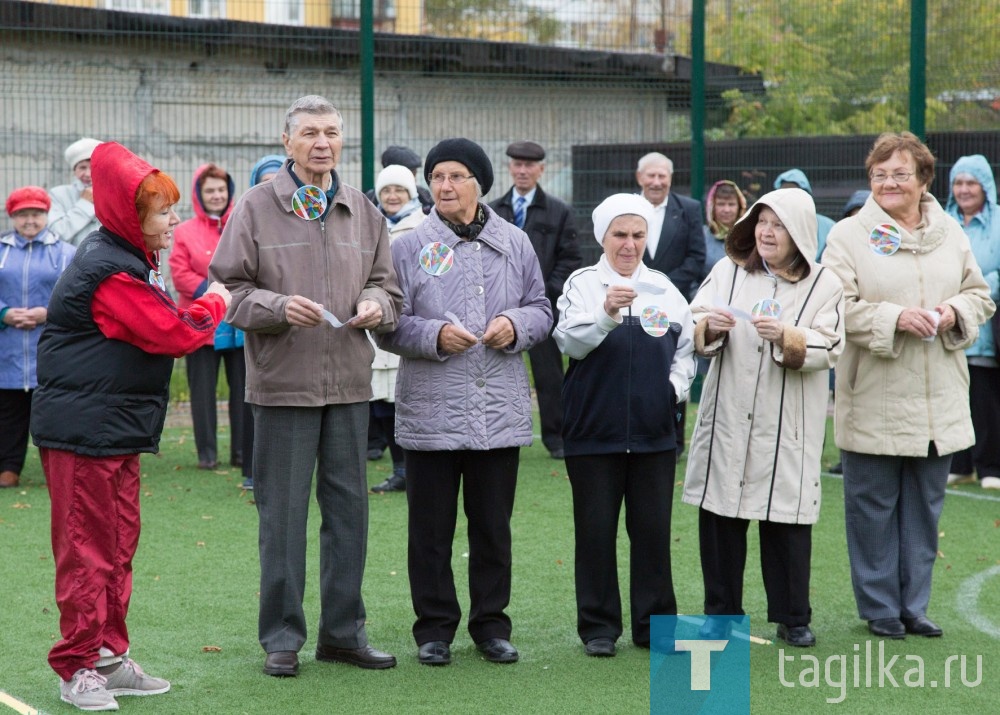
[2,0,998,243]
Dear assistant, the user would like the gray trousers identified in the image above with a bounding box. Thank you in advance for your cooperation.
[252,403,369,654]
[841,448,950,621]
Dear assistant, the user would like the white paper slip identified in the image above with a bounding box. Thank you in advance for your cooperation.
[634,279,667,295]
[444,310,469,333]
[712,296,754,322]
[322,309,346,328]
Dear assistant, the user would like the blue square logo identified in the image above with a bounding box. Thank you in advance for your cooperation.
[650,615,750,714]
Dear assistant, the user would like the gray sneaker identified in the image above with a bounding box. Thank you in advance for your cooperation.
[103,657,171,697]
[60,669,118,711]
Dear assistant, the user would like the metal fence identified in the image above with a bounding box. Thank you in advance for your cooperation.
[2,0,998,239]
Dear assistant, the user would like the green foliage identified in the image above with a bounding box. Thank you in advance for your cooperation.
[706,0,1000,137]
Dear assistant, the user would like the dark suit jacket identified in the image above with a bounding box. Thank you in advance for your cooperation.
[490,185,581,311]
[643,191,705,300]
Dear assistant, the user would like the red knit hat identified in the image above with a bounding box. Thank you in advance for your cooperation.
[6,186,51,216]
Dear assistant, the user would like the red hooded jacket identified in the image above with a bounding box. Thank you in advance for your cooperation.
[169,164,235,310]
[89,142,226,356]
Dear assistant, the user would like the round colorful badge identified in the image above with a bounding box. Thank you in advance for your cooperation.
[419,242,455,276]
[640,306,671,337]
[292,185,327,220]
[869,223,901,256]
[751,297,782,319]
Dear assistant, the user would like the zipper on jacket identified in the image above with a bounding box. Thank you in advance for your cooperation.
[20,240,33,390]
[625,305,633,452]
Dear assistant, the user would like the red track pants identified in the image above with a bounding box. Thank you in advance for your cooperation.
[42,448,141,681]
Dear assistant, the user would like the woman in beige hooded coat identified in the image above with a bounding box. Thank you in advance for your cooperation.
[684,188,845,648]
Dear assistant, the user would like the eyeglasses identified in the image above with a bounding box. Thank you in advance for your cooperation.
[429,173,475,185]
[870,171,914,184]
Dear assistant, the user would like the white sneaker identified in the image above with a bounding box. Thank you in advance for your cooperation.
[60,669,118,711]
[103,657,171,697]
[981,476,1000,490]
[947,473,975,486]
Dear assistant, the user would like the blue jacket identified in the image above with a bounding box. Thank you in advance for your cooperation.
[773,169,835,260]
[945,155,1000,358]
[0,229,75,389]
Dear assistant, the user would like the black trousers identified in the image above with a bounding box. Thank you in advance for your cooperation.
[405,447,519,646]
[698,509,812,627]
[527,335,564,452]
[566,451,677,646]
[950,365,1000,479]
[0,389,32,474]
[185,345,246,465]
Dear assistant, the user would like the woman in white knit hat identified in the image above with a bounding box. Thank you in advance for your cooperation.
[368,164,427,493]
[47,137,103,247]
[553,193,695,657]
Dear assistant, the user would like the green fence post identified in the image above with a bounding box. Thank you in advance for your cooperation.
[909,0,926,140]
[361,0,375,193]
[690,0,705,203]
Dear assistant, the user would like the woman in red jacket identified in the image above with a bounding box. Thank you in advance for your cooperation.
[169,164,246,469]
[31,142,230,711]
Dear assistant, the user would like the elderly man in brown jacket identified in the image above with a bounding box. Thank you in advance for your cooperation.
[211,95,402,678]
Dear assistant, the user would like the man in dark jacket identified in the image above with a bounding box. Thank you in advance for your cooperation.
[490,141,581,459]
[635,152,705,301]
[635,152,705,453]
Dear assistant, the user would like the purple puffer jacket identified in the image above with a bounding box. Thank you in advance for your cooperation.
[378,204,552,451]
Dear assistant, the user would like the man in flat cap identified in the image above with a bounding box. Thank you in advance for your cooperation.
[48,137,103,247]
[490,141,580,459]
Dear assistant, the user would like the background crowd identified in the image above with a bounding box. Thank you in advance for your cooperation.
[3,109,998,710]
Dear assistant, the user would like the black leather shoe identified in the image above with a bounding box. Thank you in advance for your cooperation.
[198,460,218,470]
[367,448,385,461]
[315,644,397,669]
[901,615,943,637]
[371,474,406,493]
[868,618,906,639]
[417,641,451,666]
[263,651,299,677]
[777,624,816,647]
[829,462,843,474]
[584,638,616,657]
[549,448,565,460]
[476,638,519,663]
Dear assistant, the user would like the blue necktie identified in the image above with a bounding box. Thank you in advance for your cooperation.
[513,196,526,229]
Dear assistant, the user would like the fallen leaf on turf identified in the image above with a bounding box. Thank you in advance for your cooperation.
[202,515,214,520]
[937,550,945,558]
[556,559,563,565]
[390,571,397,576]
[12,502,31,509]
[197,541,206,547]
[202,645,222,652]
[994,519,1000,528]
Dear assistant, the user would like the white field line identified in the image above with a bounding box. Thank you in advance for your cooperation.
[0,691,44,715]
[956,564,1000,640]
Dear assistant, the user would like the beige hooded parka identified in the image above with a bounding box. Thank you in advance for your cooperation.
[683,188,845,524]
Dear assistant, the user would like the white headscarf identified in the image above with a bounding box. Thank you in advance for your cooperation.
[592,193,655,245]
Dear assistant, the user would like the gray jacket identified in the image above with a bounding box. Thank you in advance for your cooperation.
[378,204,552,450]
[48,180,100,247]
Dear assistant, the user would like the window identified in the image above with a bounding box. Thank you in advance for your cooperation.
[265,0,305,25]
[105,0,170,14]
[189,0,226,18]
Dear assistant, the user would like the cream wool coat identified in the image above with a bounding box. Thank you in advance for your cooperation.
[683,189,845,525]
[370,208,426,402]
[821,193,995,457]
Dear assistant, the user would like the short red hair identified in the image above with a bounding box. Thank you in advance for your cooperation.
[135,171,180,224]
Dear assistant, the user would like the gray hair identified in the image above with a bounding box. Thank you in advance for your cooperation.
[284,95,343,136]
[637,152,673,175]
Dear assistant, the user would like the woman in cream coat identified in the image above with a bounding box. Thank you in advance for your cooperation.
[822,132,994,640]
[684,188,845,648]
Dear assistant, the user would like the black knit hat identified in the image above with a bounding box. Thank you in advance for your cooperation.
[381,145,421,170]
[424,138,494,194]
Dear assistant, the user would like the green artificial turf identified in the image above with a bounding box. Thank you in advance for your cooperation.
[1,415,998,714]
